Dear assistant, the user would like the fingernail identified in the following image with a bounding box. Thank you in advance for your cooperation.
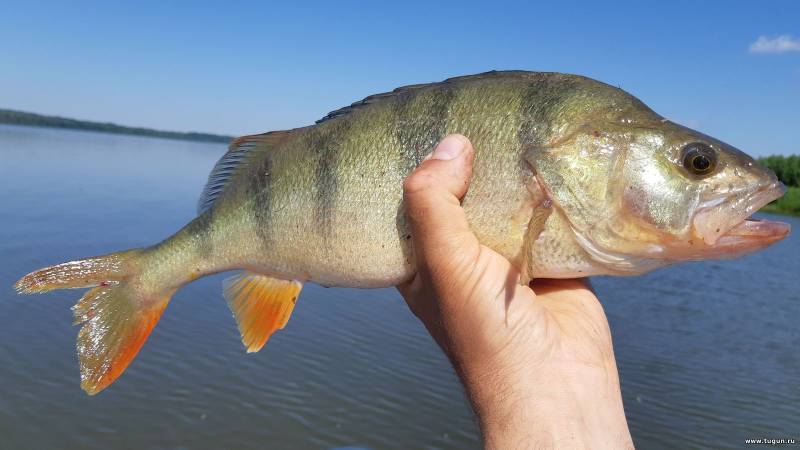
[431,135,467,160]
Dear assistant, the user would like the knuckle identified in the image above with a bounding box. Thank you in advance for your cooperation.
[403,170,439,197]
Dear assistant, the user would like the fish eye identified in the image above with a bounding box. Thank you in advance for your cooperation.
[681,142,717,176]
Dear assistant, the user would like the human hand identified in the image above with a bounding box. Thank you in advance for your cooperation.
[398,135,634,449]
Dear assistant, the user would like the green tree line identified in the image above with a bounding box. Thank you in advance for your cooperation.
[759,155,800,187]
[758,155,800,216]
[0,108,233,143]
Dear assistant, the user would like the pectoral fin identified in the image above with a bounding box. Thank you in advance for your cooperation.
[223,272,302,353]
[520,203,552,285]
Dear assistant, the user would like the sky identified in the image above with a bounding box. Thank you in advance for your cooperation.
[0,0,798,156]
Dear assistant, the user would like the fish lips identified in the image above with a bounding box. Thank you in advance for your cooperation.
[689,182,790,258]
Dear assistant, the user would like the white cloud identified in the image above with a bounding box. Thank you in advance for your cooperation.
[749,35,800,54]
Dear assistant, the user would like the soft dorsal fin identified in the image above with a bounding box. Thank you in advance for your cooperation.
[197,130,294,214]
[223,271,302,353]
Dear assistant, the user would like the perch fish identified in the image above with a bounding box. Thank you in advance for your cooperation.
[15,71,790,394]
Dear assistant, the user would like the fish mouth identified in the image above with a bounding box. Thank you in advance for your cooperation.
[692,182,790,256]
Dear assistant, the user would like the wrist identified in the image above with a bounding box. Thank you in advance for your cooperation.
[462,355,633,449]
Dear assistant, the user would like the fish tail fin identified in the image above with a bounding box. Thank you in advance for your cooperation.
[14,249,143,293]
[15,248,175,395]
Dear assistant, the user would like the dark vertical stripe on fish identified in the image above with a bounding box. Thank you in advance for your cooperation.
[309,120,351,235]
[393,86,456,173]
[517,73,576,148]
[249,153,274,247]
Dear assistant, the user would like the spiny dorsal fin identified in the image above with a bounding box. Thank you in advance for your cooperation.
[315,83,433,124]
[222,271,302,353]
[315,70,541,124]
[197,130,294,214]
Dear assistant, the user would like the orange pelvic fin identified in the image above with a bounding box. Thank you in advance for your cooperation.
[223,272,302,353]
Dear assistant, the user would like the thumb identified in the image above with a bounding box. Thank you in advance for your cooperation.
[403,134,480,276]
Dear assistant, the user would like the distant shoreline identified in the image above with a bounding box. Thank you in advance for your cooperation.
[0,108,233,144]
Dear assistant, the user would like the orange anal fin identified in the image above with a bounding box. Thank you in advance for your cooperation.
[222,272,301,353]
[72,284,173,395]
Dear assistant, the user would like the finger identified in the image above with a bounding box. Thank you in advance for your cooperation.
[403,134,479,272]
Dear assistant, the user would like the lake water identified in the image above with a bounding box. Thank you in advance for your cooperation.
[0,124,797,449]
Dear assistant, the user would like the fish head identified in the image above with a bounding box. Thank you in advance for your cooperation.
[526,83,790,274]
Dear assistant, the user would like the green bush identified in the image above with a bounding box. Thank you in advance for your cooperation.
[757,155,800,216]
[761,186,800,217]
[759,155,800,188]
